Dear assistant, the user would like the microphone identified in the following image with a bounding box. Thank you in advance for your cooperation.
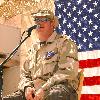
[26,24,40,34]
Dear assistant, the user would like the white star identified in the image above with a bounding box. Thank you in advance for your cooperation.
[83,38,87,42]
[94,14,98,18]
[77,10,82,15]
[58,14,61,19]
[63,18,67,24]
[72,28,76,33]
[88,8,93,13]
[57,4,61,8]
[67,35,71,39]
[58,24,61,29]
[89,43,93,48]
[77,0,82,4]
[67,12,71,18]
[78,44,82,49]
[88,31,93,36]
[88,19,93,25]
[78,32,82,37]
[67,23,71,28]
[72,6,76,11]
[93,37,98,41]
[77,21,81,27]
[62,29,66,35]
[93,25,98,30]
[83,4,87,9]
[93,1,98,7]
[82,27,87,32]
[68,2,71,6]
[63,8,67,12]
[83,16,87,20]
[73,17,77,22]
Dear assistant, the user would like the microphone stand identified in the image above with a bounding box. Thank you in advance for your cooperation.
[0,31,31,99]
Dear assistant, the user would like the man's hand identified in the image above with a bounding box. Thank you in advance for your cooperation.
[25,87,35,100]
[33,88,44,100]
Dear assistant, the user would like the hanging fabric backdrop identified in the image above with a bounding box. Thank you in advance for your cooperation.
[55,0,100,100]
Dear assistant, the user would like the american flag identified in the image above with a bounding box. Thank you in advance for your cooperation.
[55,0,100,100]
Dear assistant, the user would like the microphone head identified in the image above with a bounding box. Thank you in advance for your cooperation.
[27,24,40,33]
[37,24,40,29]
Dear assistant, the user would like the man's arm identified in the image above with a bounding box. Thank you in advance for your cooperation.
[18,50,34,92]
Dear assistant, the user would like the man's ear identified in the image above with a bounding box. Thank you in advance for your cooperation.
[50,20,55,28]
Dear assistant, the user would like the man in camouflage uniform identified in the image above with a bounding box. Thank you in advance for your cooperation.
[3,10,79,100]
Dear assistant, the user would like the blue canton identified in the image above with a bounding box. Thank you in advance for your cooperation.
[55,0,100,52]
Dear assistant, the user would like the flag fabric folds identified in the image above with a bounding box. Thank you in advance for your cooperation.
[54,0,100,99]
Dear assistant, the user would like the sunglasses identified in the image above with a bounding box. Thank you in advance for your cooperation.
[34,17,51,22]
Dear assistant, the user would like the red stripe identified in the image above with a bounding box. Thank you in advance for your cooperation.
[79,58,100,68]
[83,76,100,86]
[80,94,100,100]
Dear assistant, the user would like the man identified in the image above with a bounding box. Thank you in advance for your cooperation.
[3,10,79,100]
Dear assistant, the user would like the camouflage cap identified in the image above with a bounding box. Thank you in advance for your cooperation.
[32,10,55,20]
[31,10,59,27]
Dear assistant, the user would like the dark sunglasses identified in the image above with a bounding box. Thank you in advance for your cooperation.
[34,17,51,22]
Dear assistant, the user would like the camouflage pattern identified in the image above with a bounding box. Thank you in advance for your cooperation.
[18,31,79,99]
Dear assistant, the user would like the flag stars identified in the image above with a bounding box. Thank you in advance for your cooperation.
[83,38,87,42]
[72,28,76,33]
[77,10,82,15]
[88,8,94,13]
[77,0,82,4]
[93,37,98,41]
[88,31,93,36]
[77,21,81,27]
[88,19,93,25]
[63,18,67,24]
[67,35,71,39]
[67,23,72,28]
[89,43,93,48]
[82,27,87,32]
[93,25,98,30]
[83,4,87,9]
[58,24,61,29]
[94,14,98,18]
[73,17,77,22]
[72,6,76,11]
[58,14,61,19]
[63,8,67,12]
[68,2,71,6]
[78,32,82,37]
[57,4,61,8]
[62,29,66,35]
[67,12,71,18]
[78,44,82,49]
[83,16,87,20]
[93,1,98,7]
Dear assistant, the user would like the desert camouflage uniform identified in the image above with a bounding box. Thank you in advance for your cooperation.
[17,31,79,100]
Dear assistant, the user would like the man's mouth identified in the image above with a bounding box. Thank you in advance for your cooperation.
[40,26,44,28]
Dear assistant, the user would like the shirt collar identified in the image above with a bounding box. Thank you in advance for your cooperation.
[46,31,57,43]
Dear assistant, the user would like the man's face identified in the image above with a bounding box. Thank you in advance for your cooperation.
[34,16,54,41]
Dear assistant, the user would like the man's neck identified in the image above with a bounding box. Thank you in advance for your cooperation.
[38,33,53,42]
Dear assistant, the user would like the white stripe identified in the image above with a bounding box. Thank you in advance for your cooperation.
[83,67,100,77]
[81,85,100,94]
[78,50,100,60]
